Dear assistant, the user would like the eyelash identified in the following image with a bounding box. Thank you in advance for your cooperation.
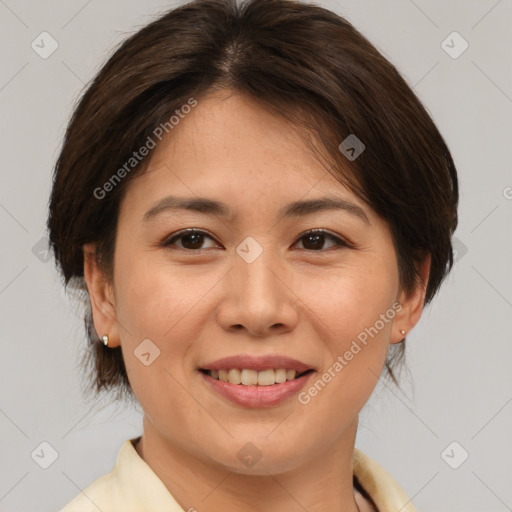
[161,228,354,253]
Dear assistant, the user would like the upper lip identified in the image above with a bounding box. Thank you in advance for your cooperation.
[200,355,314,373]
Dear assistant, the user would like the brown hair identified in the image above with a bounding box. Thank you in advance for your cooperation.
[47,0,458,401]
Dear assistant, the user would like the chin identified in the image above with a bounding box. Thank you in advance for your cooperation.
[208,441,303,476]
[229,456,298,476]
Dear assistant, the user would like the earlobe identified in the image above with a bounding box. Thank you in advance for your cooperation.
[390,255,431,344]
[83,243,120,348]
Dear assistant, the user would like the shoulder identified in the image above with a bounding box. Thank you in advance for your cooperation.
[353,449,418,512]
[58,472,117,512]
[58,439,134,512]
[58,437,182,512]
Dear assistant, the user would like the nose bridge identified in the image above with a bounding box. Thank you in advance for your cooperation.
[217,235,298,336]
[234,235,282,303]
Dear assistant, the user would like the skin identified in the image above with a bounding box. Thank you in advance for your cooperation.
[83,89,429,512]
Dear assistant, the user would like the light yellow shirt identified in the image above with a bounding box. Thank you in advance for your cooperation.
[59,437,418,512]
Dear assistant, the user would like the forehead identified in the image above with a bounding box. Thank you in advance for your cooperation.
[120,90,367,218]
[154,91,328,177]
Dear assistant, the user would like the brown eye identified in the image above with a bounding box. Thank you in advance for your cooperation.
[163,229,218,250]
[294,230,350,251]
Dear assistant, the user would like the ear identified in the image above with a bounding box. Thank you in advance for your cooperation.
[83,242,120,348]
[390,254,431,344]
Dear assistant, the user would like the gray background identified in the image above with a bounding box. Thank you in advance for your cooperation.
[1,0,511,511]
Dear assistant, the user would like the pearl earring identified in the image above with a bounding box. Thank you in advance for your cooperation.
[102,334,109,346]
[400,329,406,336]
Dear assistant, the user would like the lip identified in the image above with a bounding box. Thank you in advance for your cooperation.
[200,354,314,373]
[200,369,315,408]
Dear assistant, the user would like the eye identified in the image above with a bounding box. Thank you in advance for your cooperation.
[293,229,352,251]
[162,229,220,251]
[162,228,352,252]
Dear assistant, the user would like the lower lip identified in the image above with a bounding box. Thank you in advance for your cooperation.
[200,370,314,408]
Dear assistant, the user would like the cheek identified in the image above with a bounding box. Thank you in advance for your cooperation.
[112,252,225,379]
[111,254,193,384]
[114,251,198,339]
[303,260,397,402]
[113,258,202,422]
[314,258,398,339]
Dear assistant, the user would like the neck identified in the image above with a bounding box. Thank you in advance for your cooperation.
[135,416,361,512]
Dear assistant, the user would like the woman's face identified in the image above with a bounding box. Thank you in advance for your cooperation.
[86,89,424,474]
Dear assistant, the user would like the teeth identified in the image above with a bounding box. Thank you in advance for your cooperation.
[257,369,275,386]
[228,368,241,384]
[241,369,258,385]
[208,368,302,385]
[286,369,296,381]
[275,368,287,383]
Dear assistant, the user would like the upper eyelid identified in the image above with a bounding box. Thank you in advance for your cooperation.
[164,228,349,247]
[294,229,352,248]
[165,228,218,243]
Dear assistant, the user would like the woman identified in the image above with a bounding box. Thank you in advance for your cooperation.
[48,0,458,510]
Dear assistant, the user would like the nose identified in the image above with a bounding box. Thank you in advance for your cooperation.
[216,244,299,338]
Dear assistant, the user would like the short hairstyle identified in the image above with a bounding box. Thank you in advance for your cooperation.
[47,0,458,401]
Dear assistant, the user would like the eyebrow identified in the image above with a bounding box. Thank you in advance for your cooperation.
[142,195,370,225]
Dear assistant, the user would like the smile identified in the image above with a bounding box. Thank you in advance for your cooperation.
[201,368,312,385]
[199,368,315,408]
